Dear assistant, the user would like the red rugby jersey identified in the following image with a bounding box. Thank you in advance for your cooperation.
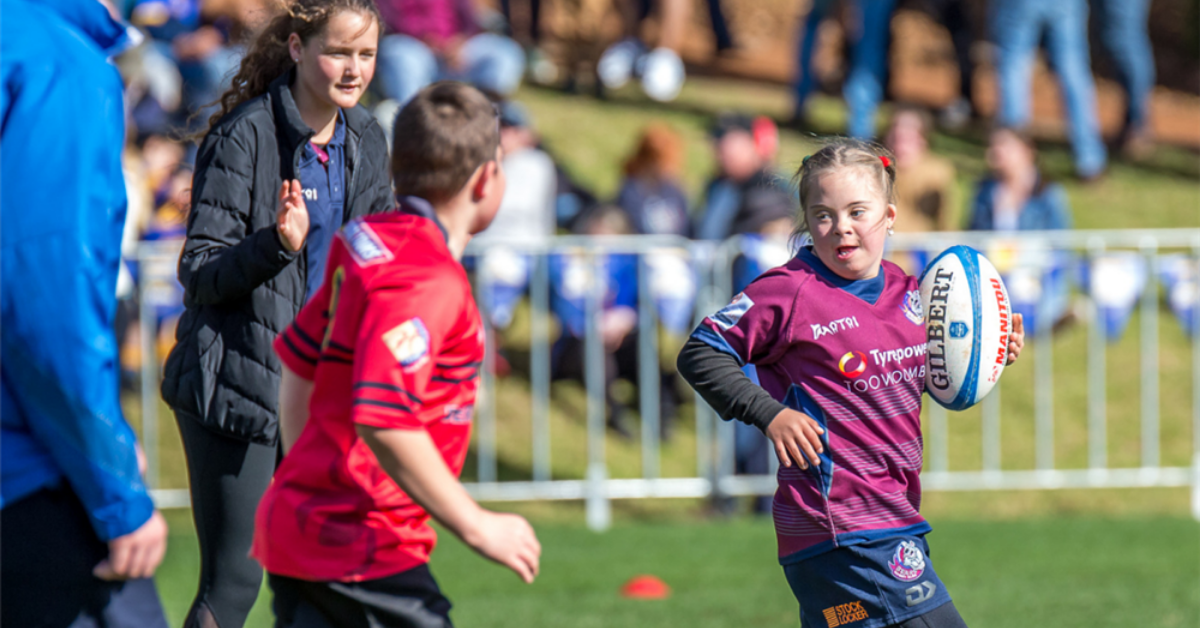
[253,213,483,582]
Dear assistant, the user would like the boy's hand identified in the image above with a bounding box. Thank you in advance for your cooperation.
[764,408,825,470]
[467,510,541,584]
[277,179,309,252]
[1005,313,1025,365]
[93,511,168,580]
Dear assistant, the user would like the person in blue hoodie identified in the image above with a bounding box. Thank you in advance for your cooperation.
[0,0,170,626]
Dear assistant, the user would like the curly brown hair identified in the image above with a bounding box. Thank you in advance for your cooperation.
[202,0,381,133]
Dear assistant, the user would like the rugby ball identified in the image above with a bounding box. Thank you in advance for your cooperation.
[919,246,1013,411]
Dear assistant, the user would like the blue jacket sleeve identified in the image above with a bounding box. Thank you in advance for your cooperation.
[966,180,992,231]
[0,5,154,541]
[1044,184,1073,230]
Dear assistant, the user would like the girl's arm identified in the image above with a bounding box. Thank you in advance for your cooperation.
[677,335,824,469]
[178,127,302,305]
[676,335,784,430]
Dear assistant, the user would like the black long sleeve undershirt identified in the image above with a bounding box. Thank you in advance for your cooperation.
[676,335,786,432]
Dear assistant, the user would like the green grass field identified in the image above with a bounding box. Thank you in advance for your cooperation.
[139,77,1200,626]
[155,508,1200,627]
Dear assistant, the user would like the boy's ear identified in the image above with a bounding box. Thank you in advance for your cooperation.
[471,160,495,201]
[468,162,487,201]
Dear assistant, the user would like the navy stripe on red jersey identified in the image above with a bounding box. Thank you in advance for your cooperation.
[436,359,482,370]
[282,333,318,365]
[327,340,355,355]
[354,382,422,405]
[431,372,478,384]
[320,354,354,365]
[353,398,414,414]
[292,325,323,352]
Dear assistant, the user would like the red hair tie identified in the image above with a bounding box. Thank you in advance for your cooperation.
[880,156,891,168]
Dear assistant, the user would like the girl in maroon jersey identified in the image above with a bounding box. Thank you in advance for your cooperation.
[680,139,1025,628]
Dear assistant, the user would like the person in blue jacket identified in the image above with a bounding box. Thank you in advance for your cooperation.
[0,0,170,626]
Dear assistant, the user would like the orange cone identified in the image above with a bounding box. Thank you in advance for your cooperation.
[620,575,671,599]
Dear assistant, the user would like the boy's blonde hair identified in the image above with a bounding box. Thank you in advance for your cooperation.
[791,138,897,241]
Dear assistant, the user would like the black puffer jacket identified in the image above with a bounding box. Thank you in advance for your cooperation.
[162,71,392,444]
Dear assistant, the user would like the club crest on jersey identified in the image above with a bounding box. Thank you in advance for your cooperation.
[709,293,754,331]
[340,219,394,267]
[888,540,926,582]
[383,318,430,369]
[901,290,924,325]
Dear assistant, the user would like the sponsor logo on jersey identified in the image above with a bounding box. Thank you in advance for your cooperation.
[839,343,927,393]
[888,540,926,582]
[837,351,868,378]
[925,267,954,391]
[812,316,859,340]
[442,405,473,425]
[303,188,318,201]
[901,289,923,325]
[843,365,926,394]
[869,343,927,368]
[709,293,754,331]
[340,219,394,267]
[822,601,869,627]
[383,318,430,369]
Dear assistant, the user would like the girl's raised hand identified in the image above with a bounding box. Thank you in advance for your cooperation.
[1005,313,1025,365]
[764,408,825,470]
[277,179,309,252]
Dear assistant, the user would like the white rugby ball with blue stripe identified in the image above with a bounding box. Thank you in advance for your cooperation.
[919,246,1014,411]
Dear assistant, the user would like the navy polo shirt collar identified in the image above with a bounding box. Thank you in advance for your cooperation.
[396,195,449,244]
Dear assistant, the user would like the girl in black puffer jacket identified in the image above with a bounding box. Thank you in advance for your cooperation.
[161,1,392,625]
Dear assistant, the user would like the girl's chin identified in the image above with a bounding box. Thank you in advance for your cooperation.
[328,90,361,108]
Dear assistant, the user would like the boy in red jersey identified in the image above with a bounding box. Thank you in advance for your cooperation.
[253,82,540,628]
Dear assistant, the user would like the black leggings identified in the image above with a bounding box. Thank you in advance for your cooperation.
[176,413,278,628]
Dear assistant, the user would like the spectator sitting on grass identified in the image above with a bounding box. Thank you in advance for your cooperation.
[616,123,690,237]
[884,105,958,234]
[550,204,683,440]
[968,126,1073,333]
[967,127,1070,232]
[694,113,791,242]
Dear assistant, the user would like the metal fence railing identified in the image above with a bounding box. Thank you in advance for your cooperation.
[135,229,1200,528]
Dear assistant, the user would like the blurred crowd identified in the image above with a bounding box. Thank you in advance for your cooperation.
[110,0,1172,476]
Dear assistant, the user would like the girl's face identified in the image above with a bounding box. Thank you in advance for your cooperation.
[805,167,896,281]
[986,129,1034,179]
[290,10,379,111]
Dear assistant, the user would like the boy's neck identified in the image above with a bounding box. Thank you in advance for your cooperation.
[430,193,479,261]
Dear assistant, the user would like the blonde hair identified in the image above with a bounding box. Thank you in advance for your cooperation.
[791,138,896,241]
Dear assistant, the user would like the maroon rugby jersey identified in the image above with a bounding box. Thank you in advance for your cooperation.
[253,213,483,582]
[693,249,930,564]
